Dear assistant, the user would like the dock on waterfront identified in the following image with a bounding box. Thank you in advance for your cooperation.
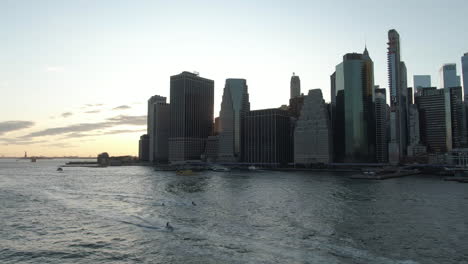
[350,169,420,180]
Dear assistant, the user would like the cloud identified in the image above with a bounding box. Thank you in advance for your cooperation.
[84,110,101,114]
[41,142,75,148]
[80,103,104,109]
[61,112,73,118]
[22,114,147,139]
[113,105,131,110]
[0,121,35,135]
[107,115,146,125]
[102,129,146,135]
[0,138,47,146]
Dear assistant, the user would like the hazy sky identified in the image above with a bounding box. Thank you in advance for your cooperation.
[1,0,467,157]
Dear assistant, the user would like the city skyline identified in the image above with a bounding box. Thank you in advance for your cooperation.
[1,0,468,157]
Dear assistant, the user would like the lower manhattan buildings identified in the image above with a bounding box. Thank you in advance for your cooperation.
[294,89,332,164]
[140,33,468,168]
[168,72,214,162]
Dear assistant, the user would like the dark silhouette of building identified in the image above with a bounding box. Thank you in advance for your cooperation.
[97,152,110,166]
[148,95,169,163]
[375,87,388,163]
[242,109,292,166]
[446,86,467,149]
[416,88,447,152]
[138,134,149,161]
[168,71,214,162]
[290,73,301,99]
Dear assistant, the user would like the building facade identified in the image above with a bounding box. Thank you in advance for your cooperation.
[387,29,408,164]
[375,88,388,163]
[148,95,169,163]
[138,134,149,161]
[242,109,292,166]
[446,86,467,150]
[217,79,250,162]
[294,89,332,164]
[462,53,468,100]
[168,72,214,162]
[290,73,301,99]
[416,88,447,153]
[331,48,375,163]
[440,64,461,89]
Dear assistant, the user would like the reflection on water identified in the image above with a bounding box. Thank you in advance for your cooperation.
[0,159,467,264]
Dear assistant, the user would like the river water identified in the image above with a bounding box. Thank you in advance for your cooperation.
[0,159,467,264]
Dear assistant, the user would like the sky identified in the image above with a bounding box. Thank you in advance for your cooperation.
[1,0,467,157]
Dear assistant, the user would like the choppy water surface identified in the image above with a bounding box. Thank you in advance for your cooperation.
[0,159,467,264]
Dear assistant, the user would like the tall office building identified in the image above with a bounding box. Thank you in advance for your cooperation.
[446,86,467,150]
[414,75,431,96]
[331,48,375,163]
[217,79,250,162]
[375,87,388,163]
[388,29,408,164]
[294,89,332,164]
[138,134,150,161]
[440,64,461,89]
[462,53,468,100]
[290,73,301,99]
[148,95,169,163]
[168,72,214,162]
[242,109,292,166]
[416,88,447,152]
[414,75,431,88]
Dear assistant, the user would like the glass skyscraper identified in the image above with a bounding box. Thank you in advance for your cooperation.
[387,29,408,164]
[462,53,468,100]
[331,48,375,163]
[218,79,250,162]
[440,64,461,89]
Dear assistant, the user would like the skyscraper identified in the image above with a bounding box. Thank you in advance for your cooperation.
[218,79,250,162]
[242,109,292,166]
[440,64,461,89]
[168,72,214,162]
[462,53,468,100]
[414,75,431,89]
[445,86,467,150]
[416,88,447,153]
[375,87,388,163]
[138,134,149,161]
[148,95,169,163]
[332,48,375,163]
[387,29,408,164]
[414,75,431,96]
[290,73,300,99]
[294,89,332,164]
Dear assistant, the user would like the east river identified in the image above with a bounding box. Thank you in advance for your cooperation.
[0,159,467,263]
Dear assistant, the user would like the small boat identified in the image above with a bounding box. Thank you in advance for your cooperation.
[176,169,194,176]
[211,165,230,172]
[248,165,257,171]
